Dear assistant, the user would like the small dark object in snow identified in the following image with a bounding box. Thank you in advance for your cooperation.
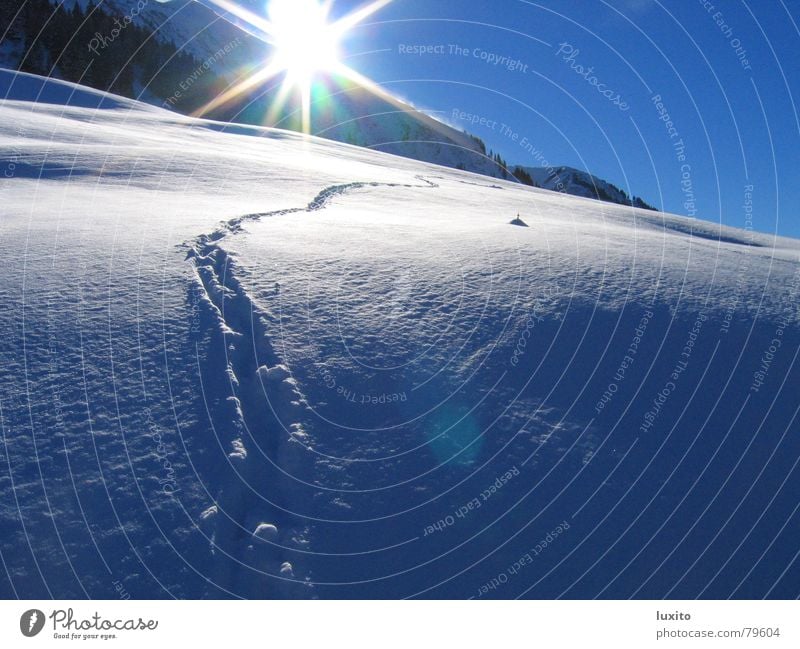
[510,214,529,227]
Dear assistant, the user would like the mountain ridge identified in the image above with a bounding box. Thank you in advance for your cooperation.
[1,0,657,210]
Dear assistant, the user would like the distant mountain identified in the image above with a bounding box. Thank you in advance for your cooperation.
[522,166,657,210]
[0,0,656,210]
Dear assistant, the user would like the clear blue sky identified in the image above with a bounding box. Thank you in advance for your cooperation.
[323,0,800,238]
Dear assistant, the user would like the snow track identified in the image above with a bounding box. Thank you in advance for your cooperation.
[4,70,800,599]
[184,176,440,594]
[188,175,439,250]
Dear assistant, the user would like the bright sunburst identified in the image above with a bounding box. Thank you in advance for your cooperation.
[269,0,340,88]
[193,0,400,134]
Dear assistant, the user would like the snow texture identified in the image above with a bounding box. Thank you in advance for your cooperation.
[2,69,800,599]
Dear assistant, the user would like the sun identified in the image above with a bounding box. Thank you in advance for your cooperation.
[194,0,419,135]
[268,0,341,88]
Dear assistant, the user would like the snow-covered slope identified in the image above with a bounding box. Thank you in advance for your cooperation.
[3,0,501,179]
[4,0,653,199]
[2,70,800,599]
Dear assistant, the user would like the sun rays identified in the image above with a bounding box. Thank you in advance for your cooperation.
[192,0,395,134]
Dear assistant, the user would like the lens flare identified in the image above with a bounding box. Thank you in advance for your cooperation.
[192,0,460,143]
[269,0,340,87]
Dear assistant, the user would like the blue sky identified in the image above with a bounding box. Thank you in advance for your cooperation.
[321,0,800,238]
